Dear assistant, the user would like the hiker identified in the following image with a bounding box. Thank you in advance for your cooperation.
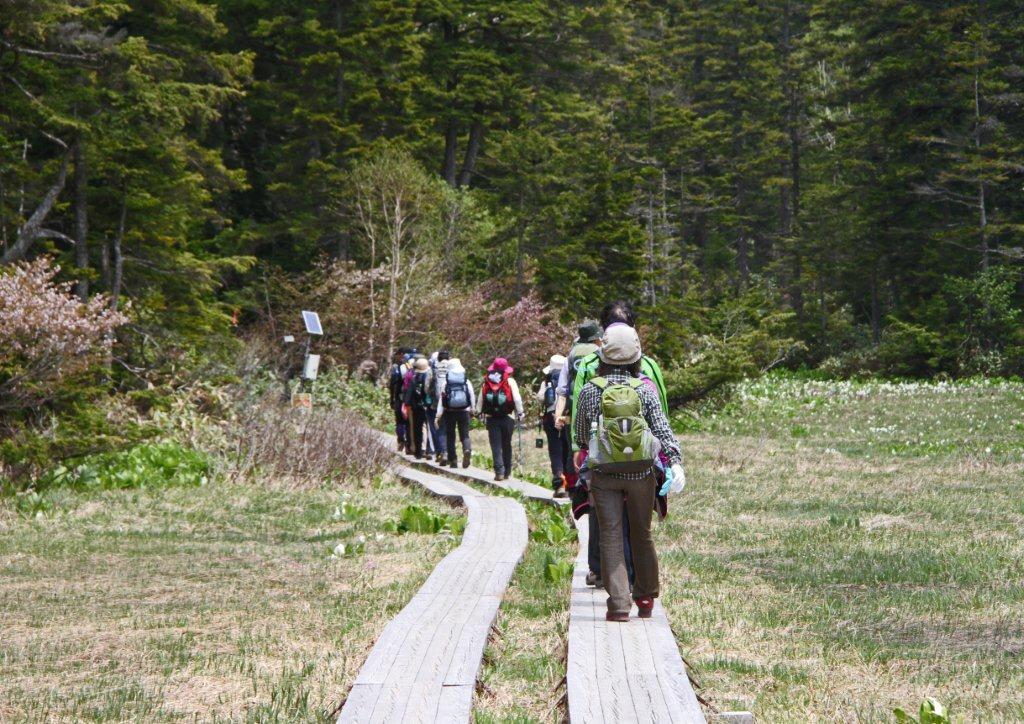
[574,324,685,622]
[552,319,603,432]
[571,301,668,414]
[435,357,474,468]
[402,356,435,459]
[569,303,670,588]
[551,320,627,587]
[388,348,413,452]
[536,354,571,497]
[475,357,524,481]
[428,350,451,464]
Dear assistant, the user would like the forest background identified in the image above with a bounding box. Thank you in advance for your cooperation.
[2,0,1023,481]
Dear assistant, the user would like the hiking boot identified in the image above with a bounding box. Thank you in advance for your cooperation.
[605,611,629,623]
[462,451,471,468]
[635,597,654,619]
[446,459,457,468]
[436,453,445,464]
[396,440,405,452]
[494,473,504,482]
[585,571,598,587]
[553,488,568,499]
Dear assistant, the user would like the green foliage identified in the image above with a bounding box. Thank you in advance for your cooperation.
[894,697,950,724]
[529,508,577,546]
[542,551,573,583]
[34,442,211,492]
[385,504,466,535]
[314,370,391,428]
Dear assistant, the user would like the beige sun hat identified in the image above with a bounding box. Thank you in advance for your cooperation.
[543,354,567,375]
[414,357,430,372]
[597,324,641,365]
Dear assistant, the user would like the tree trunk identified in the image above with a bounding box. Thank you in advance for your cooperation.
[442,119,459,186]
[870,258,881,345]
[457,119,484,188]
[111,194,126,310]
[515,188,526,299]
[335,0,345,114]
[973,40,989,271]
[73,138,89,300]
[3,151,70,264]
[646,188,656,305]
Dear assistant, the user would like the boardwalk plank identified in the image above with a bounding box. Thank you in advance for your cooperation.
[566,513,707,724]
[338,465,527,723]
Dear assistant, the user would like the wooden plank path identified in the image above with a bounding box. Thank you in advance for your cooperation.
[567,513,707,724]
[408,456,569,506]
[338,465,528,723]
[375,430,567,506]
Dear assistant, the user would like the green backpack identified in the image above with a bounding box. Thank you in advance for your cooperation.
[588,377,660,474]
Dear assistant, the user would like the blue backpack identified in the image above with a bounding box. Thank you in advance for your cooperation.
[543,369,559,413]
[443,371,470,410]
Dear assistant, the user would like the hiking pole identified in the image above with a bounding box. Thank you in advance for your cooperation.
[517,419,524,476]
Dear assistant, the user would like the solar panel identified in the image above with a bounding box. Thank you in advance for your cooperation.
[301,310,323,336]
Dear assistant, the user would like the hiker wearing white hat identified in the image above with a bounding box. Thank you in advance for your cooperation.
[536,354,571,496]
[574,325,685,623]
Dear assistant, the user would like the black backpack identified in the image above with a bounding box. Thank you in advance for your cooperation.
[413,372,434,408]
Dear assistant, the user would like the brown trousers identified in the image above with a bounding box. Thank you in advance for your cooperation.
[590,470,659,614]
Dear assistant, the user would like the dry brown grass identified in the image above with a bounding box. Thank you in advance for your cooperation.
[231,398,393,486]
[0,470,457,721]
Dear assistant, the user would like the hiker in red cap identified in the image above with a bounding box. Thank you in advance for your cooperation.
[475,357,524,481]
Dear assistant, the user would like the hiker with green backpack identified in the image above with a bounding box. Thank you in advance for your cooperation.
[570,301,668,416]
[574,324,685,622]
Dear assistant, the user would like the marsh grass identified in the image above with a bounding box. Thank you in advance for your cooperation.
[0,473,456,721]
[481,377,1024,721]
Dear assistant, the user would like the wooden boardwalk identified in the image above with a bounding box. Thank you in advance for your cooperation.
[408,456,568,506]
[338,466,527,723]
[567,513,708,724]
[376,430,566,505]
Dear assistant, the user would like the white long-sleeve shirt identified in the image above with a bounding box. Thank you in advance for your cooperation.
[475,375,524,418]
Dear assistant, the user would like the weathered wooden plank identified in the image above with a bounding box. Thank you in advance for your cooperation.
[566,513,709,724]
[408,455,568,506]
[338,464,527,723]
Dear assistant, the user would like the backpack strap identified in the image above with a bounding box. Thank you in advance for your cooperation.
[591,376,608,390]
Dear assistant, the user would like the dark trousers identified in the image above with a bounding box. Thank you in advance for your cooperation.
[542,413,573,487]
[393,406,407,445]
[410,407,428,458]
[588,502,634,584]
[485,415,515,476]
[443,410,471,462]
[591,470,659,614]
[427,407,444,457]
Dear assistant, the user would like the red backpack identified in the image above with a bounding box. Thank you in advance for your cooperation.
[481,374,515,415]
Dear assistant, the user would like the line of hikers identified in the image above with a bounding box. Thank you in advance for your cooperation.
[387,300,686,622]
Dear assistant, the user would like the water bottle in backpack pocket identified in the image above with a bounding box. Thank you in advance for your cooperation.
[542,369,559,414]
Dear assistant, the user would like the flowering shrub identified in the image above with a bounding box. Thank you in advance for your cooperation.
[0,257,128,410]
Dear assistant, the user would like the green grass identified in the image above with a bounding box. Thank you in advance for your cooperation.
[0,473,457,722]
[482,375,1024,721]
[473,499,574,722]
[659,375,1024,721]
